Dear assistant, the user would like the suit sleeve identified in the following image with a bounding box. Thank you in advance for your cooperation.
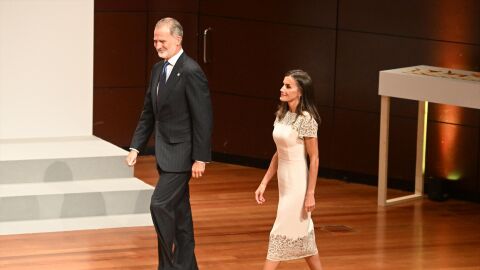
[129,68,156,152]
[186,65,213,162]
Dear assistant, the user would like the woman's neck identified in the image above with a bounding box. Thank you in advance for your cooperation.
[288,100,299,113]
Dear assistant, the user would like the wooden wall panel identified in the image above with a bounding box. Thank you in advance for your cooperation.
[94,12,147,88]
[93,88,147,147]
[391,101,480,128]
[388,116,417,181]
[428,104,479,127]
[95,0,147,11]
[331,109,478,183]
[317,106,334,169]
[336,31,425,113]
[331,109,380,175]
[200,0,337,28]
[335,30,480,122]
[339,0,480,44]
[331,109,419,181]
[199,16,336,107]
[211,92,277,159]
[148,0,198,13]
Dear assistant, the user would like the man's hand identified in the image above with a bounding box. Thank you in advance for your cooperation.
[125,150,138,167]
[191,161,206,178]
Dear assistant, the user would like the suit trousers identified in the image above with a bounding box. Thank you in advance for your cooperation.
[150,169,198,270]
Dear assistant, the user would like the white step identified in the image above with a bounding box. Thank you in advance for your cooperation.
[0,213,153,235]
[0,178,153,222]
[0,136,154,235]
[0,136,132,183]
[0,136,127,161]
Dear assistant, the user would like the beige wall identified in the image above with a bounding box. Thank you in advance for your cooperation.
[0,0,93,139]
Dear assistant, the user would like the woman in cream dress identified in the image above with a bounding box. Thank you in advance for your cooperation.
[255,70,323,270]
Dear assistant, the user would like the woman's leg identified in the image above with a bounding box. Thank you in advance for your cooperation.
[305,254,323,270]
[262,259,280,270]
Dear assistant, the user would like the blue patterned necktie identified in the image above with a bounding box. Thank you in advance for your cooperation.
[160,61,170,85]
[156,61,170,109]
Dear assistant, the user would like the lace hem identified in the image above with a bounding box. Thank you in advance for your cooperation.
[266,230,318,261]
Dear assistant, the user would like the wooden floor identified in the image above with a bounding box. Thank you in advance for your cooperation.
[1,156,479,270]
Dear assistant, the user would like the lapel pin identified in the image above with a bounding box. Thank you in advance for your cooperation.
[177,73,181,76]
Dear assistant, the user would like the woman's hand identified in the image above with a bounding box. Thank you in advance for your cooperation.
[304,193,316,213]
[255,183,267,204]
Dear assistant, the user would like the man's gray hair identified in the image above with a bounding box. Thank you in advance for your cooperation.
[155,17,183,37]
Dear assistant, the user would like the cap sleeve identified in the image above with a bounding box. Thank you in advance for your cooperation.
[298,112,318,139]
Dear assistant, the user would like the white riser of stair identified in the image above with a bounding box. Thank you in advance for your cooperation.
[0,178,153,222]
[0,213,153,235]
[0,136,132,183]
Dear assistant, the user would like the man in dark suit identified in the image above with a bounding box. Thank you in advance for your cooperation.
[126,17,212,270]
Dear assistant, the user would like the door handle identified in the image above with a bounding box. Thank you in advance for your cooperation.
[203,27,212,64]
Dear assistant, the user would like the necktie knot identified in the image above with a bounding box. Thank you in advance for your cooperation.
[162,61,170,75]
